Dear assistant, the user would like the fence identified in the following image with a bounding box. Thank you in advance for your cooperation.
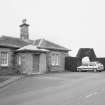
[65,57,81,72]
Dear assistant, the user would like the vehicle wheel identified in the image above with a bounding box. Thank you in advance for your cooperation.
[94,69,97,72]
[78,70,81,72]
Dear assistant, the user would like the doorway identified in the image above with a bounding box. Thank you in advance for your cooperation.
[33,54,40,73]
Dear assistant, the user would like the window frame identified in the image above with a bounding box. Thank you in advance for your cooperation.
[0,52,8,66]
[51,53,60,66]
[17,55,21,65]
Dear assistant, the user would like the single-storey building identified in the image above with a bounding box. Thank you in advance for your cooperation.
[0,19,70,75]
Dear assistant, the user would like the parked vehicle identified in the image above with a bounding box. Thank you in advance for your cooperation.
[77,61,104,72]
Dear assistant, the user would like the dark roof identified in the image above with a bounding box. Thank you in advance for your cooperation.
[0,36,70,51]
[0,36,33,48]
[34,39,70,51]
[20,23,29,27]
[76,48,96,60]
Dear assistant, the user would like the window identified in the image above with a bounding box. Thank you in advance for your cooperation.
[17,55,21,65]
[0,52,8,66]
[51,54,60,66]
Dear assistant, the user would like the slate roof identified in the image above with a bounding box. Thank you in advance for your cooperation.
[34,39,70,51]
[0,36,70,51]
[17,45,49,52]
[0,36,33,48]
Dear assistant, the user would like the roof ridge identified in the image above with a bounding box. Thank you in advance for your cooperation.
[1,35,20,39]
[1,35,34,43]
[0,36,70,51]
[37,38,70,51]
[38,39,45,47]
[45,39,69,49]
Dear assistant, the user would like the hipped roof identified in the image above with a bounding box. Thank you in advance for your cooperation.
[0,36,32,48]
[34,39,70,51]
[17,45,49,52]
[76,48,97,59]
[0,36,70,51]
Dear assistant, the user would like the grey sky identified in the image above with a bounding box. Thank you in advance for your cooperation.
[0,0,105,57]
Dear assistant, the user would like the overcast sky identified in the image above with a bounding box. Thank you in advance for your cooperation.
[0,0,105,57]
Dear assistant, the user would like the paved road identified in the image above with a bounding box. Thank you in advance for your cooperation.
[0,72,105,105]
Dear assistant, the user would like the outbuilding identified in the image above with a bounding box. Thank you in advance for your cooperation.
[0,19,70,75]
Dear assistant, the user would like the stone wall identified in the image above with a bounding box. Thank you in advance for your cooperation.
[16,52,33,74]
[0,48,19,75]
[39,53,47,73]
[47,51,68,72]
[17,52,47,74]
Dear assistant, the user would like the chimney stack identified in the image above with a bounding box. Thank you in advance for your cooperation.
[20,19,29,40]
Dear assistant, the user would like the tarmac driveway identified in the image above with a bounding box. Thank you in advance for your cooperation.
[0,72,105,105]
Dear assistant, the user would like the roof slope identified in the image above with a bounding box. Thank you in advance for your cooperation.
[0,36,70,51]
[17,45,49,52]
[76,48,96,61]
[34,39,70,51]
[0,36,33,48]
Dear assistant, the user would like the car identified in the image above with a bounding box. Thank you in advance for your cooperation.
[77,61,104,72]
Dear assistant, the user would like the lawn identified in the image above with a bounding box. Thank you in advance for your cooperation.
[0,77,10,82]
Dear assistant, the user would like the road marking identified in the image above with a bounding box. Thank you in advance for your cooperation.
[86,92,97,98]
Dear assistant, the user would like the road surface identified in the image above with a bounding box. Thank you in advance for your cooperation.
[0,72,105,105]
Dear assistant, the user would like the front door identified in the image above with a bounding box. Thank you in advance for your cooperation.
[33,54,40,73]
